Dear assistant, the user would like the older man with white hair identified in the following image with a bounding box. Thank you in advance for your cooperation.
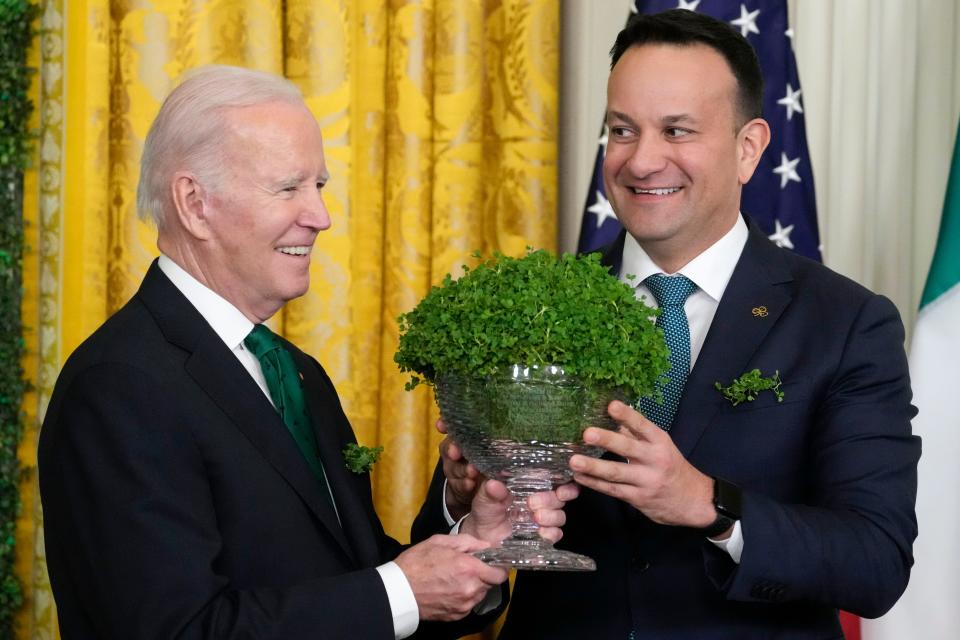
[38,65,572,640]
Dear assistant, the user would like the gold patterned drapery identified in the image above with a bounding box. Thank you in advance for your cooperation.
[15,1,558,638]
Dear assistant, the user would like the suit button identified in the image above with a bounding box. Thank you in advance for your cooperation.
[630,556,650,572]
[750,582,771,599]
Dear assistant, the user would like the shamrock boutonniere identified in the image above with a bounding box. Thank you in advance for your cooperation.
[715,369,784,406]
[343,443,384,474]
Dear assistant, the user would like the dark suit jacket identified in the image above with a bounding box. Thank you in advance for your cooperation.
[38,262,494,639]
[413,218,920,639]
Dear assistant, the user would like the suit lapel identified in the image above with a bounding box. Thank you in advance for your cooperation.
[669,223,794,456]
[136,262,357,564]
[293,351,383,568]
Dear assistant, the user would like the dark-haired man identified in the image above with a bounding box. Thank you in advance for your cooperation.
[416,9,920,638]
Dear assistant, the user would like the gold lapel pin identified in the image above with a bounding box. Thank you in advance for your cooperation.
[751,306,769,318]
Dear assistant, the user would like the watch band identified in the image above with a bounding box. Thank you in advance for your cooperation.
[700,476,742,538]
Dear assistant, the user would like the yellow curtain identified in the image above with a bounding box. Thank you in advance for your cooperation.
[15,0,557,638]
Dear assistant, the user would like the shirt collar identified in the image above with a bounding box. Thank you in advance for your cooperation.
[157,254,255,350]
[619,214,749,302]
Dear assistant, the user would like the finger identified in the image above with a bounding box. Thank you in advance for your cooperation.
[537,526,564,543]
[436,419,449,434]
[446,465,481,487]
[436,533,491,553]
[479,478,509,502]
[607,400,659,440]
[581,427,643,460]
[555,482,580,502]
[440,437,463,462]
[449,477,477,498]
[475,563,509,585]
[527,484,579,510]
[532,507,566,528]
[572,471,638,504]
[570,454,647,486]
[527,490,563,510]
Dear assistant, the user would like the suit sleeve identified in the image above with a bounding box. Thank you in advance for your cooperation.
[707,294,921,618]
[39,362,396,640]
[411,462,452,543]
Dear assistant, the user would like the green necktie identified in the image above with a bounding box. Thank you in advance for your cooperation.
[244,324,329,494]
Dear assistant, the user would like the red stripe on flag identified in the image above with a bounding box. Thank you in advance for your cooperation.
[840,611,860,640]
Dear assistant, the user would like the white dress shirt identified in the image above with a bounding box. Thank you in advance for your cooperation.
[157,255,420,639]
[619,216,749,563]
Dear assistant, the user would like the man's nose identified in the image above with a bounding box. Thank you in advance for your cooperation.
[624,134,669,177]
[302,189,332,231]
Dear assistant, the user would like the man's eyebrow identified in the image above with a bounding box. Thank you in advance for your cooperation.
[276,171,330,187]
[605,112,699,127]
[662,114,697,126]
[606,110,637,126]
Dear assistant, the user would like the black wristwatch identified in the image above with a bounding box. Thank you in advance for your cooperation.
[700,476,742,538]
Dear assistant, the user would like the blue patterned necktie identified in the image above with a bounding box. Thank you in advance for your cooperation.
[637,274,698,430]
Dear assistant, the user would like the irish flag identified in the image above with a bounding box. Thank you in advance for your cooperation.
[862,121,960,638]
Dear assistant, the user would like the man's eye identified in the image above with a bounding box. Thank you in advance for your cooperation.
[610,126,631,137]
[666,127,691,138]
[316,182,325,191]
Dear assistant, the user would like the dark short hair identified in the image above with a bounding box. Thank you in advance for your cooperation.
[610,9,763,126]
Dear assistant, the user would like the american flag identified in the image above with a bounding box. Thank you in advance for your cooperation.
[577,0,822,263]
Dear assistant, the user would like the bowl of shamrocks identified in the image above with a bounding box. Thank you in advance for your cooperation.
[394,249,670,571]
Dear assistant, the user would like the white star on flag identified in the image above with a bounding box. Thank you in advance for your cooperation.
[599,124,609,152]
[730,4,760,38]
[773,152,802,189]
[785,28,794,40]
[769,220,795,249]
[676,0,701,10]
[777,83,803,120]
[630,1,639,14]
[588,191,617,228]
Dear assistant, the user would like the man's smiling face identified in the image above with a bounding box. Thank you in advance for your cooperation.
[603,42,756,269]
[200,99,331,321]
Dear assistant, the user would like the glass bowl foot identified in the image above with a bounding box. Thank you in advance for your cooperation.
[475,540,596,572]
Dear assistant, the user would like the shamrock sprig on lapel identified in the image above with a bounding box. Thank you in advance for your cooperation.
[343,443,384,474]
[715,369,784,406]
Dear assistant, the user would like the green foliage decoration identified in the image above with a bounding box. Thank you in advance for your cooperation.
[395,249,671,401]
[715,369,785,406]
[342,443,384,474]
[0,1,39,637]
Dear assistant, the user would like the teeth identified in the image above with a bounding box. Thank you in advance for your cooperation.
[277,246,311,256]
[632,187,680,195]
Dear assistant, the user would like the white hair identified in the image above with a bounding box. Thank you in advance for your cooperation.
[136,65,305,229]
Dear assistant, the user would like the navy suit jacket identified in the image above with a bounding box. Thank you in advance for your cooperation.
[414,218,920,639]
[39,262,496,639]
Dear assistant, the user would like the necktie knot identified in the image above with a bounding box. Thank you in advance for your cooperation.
[244,324,281,359]
[644,274,697,308]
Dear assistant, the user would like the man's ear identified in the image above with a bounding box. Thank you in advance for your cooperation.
[736,118,771,185]
[170,172,213,240]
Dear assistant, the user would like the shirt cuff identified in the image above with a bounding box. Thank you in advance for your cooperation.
[441,478,458,527]
[473,583,503,615]
[376,562,419,639]
[707,519,743,564]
